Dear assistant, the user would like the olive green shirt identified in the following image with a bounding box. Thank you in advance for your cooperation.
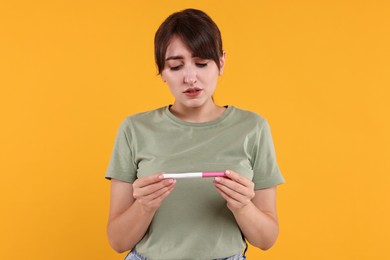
[106,106,284,260]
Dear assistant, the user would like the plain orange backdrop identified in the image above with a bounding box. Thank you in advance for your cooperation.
[1,1,389,259]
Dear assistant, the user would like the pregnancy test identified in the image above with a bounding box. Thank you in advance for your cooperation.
[162,172,226,179]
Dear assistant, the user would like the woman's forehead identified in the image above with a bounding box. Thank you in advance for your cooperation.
[165,37,193,58]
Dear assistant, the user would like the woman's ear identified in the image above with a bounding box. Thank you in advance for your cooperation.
[219,51,226,75]
[161,72,166,83]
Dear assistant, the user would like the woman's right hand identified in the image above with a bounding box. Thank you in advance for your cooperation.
[107,175,176,252]
[132,174,176,212]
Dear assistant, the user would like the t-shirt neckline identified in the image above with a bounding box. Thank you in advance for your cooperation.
[164,105,234,127]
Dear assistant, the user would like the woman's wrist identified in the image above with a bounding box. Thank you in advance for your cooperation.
[230,200,255,216]
[133,199,158,216]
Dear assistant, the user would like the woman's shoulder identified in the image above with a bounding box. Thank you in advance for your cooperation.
[230,106,268,125]
[118,107,168,132]
[123,106,166,122]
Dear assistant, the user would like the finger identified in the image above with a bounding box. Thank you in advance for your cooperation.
[151,183,176,203]
[215,186,246,211]
[134,178,175,198]
[215,185,233,202]
[214,182,248,203]
[145,180,176,201]
[224,170,252,187]
[146,183,176,208]
[134,173,166,188]
[214,176,251,197]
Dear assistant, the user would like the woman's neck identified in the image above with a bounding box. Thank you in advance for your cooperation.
[169,102,226,123]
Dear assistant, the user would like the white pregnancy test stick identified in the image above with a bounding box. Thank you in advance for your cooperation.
[162,172,226,179]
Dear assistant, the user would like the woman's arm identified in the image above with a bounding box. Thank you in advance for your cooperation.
[107,174,176,253]
[213,170,279,250]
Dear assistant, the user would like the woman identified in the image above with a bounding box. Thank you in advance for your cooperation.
[106,8,284,260]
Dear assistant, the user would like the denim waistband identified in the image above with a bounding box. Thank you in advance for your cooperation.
[125,248,246,260]
[125,248,148,260]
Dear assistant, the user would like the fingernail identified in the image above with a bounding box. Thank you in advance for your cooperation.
[169,179,175,183]
[215,177,221,182]
[225,170,231,175]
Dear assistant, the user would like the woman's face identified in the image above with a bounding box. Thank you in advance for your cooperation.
[161,36,224,110]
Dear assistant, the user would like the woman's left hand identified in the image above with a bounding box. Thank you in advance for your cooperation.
[213,170,255,213]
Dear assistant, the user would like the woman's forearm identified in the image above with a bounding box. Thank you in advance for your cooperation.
[107,200,156,253]
[232,202,279,250]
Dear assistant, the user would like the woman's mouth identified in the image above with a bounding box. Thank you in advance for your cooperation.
[183,87,203,97]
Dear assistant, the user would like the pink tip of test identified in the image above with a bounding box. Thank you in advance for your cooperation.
[202,172,226,177]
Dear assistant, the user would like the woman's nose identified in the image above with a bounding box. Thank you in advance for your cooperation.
[183,65,197,85]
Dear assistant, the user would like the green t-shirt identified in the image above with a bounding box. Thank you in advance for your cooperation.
[106,105,284,260]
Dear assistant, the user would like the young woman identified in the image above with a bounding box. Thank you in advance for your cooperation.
[106,8,284,260]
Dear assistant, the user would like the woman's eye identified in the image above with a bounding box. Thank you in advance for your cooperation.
[196,63,208,68]
[170,65,182,71]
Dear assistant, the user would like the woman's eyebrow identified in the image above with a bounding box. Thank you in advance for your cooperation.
[165,55,184,61]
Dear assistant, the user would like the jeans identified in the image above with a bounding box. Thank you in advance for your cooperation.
[124,248,247,260]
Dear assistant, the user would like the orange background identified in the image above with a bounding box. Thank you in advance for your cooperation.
[1,1,389,259]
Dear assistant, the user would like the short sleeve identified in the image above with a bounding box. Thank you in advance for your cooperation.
[251,119,285,190]
[105,119,137,183]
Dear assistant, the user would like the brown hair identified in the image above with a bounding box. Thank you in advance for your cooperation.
[154,9,223,75]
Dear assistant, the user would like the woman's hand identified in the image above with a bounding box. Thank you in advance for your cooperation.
[132,174,176,213]
[214,170,280,250]
[213,170,255,213]
[107,175,175,252]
